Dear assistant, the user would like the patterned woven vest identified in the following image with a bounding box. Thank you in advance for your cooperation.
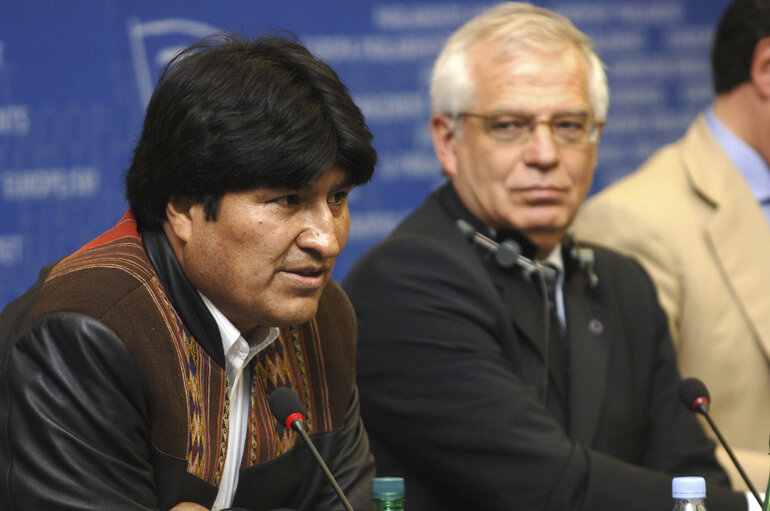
[36,211,337,486]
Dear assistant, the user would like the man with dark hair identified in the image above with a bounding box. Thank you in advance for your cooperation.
[0,34,377,511]
[576,0,770,492]
[343,2,756,510]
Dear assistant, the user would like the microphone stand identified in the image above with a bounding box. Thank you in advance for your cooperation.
[695,403,763,507]
[289,419,355,511]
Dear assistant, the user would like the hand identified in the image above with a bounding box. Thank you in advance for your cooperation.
[170,503,209,511]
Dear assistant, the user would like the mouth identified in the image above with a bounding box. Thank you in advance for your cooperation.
[282,265,330,289]
[514,185,567,201]
[516,183,566,191]
[288,265,326,276]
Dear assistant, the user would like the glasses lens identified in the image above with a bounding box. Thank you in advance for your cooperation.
[461,112,598,144]
[485,114,531,142]
[552,115,594,144]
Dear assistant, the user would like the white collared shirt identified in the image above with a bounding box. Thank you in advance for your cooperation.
[198,292,279,511]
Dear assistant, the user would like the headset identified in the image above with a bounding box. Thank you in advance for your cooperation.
[455,219,597,288]
[455,218,598,406]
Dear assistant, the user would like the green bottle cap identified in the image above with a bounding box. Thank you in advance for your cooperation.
[372,477,405,499]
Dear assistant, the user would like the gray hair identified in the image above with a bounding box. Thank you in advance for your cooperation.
[430,2,609,132]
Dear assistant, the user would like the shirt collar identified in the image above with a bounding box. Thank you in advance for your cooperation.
[543,244,564,271]
[543,243,565,286]
[197,292,279,367]
[705,106,770,203]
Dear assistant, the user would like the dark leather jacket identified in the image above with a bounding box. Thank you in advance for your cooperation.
[0,213,374,510]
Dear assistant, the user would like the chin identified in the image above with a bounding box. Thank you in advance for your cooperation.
[269,299,321,328]
[519,212,572,232]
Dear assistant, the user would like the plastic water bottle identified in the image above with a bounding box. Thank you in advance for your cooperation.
[372,477,405,511]
[672,476,708,510]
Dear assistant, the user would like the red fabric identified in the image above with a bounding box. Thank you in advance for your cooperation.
[74,210,138,254]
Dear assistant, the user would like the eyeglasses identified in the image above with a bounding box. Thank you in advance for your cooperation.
[456,111,603,145]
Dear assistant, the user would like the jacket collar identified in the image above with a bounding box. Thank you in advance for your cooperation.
[142,227,225,367]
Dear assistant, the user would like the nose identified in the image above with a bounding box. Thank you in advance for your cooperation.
[522,123,559,171]
[296,205,344,258]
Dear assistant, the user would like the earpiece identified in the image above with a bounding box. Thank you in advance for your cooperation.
[565,234,599,288]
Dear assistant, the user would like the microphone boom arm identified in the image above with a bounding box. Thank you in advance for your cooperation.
[455,219,552,278]
[698,404,764,507]
[680,378,765,508]
[289,420,355,511]
[269,387,355,511]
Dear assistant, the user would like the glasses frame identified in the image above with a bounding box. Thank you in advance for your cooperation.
[456,111,604,146]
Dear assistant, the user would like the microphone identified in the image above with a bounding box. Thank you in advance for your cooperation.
[678,377,764,508]
[269,387,355,511]
[455,219,556,281]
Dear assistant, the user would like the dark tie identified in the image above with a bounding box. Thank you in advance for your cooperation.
[542,264,569,415]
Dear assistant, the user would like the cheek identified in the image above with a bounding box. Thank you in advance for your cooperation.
[568,153,597,192]
[456,136,498,176]
[214,225,273,277]
[485,146,523,180]
[336,212,351,248]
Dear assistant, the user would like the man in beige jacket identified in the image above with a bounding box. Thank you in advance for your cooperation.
[575,0,770,493]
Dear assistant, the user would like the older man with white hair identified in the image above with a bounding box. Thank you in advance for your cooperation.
[344,3,755,510]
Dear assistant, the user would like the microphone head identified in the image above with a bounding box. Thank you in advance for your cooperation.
[574,247,595,269]
[678,377,711,413]
[495,240,521,268]
[455,219,476,240]
[269,387,306,429]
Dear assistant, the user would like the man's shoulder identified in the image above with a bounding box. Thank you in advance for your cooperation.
[583,116,730,215]
[347,210,481,287]
[33,233,158,323]
[588,143,687,212]
[382,188,478,256]
[584,241,640,269]
[0,215,163,351]
[390,189,455,237]
[574,137,694,252]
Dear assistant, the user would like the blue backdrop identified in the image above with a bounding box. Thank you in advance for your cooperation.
[0,0,730,309]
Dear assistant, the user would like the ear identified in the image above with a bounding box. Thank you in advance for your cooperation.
[430,114,460,178]
[165,198,195,243]
[751,37,770,99]
[595,122,605,140]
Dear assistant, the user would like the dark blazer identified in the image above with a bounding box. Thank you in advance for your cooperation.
[343,184,746,511]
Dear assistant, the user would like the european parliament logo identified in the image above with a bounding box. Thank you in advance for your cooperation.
[127,17,219,108]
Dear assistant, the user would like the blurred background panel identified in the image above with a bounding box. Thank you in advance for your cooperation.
[0,0,730,308]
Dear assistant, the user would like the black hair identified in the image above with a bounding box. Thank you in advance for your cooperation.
[711,0,770,94]
[125,33,376,230]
